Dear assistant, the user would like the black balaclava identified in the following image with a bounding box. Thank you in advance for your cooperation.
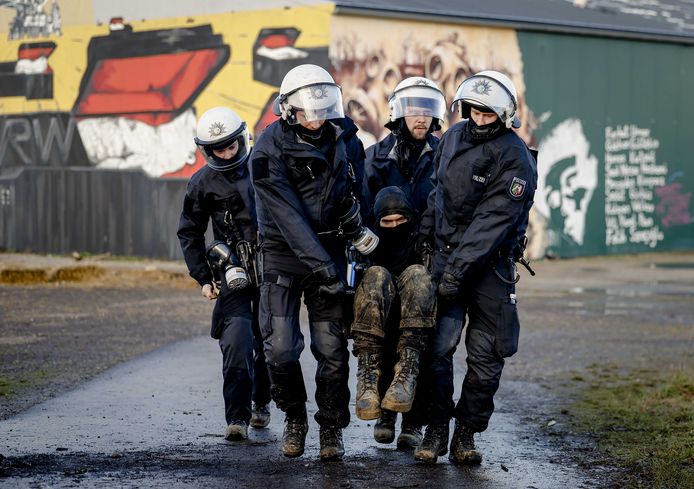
[392,119,427,178]
[372,186,417,275]
[465,103,506,141]
[295,121,335,157]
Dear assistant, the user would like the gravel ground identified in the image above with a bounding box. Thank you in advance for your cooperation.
[0,253,211,420]
[1,251,692,487]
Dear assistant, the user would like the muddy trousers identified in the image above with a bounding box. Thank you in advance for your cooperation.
[213,286,268,425]
[426,262,520,432]
[352,264,436,421]
[258,275,351,428]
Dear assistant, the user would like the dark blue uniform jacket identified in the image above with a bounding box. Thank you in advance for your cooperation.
[363,132,439,225]
[251,118,366,276]
[177,162,257,287]
[420,121,537,283]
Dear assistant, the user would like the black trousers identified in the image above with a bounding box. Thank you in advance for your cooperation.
[426,259,520,432]
[213,285,271,425]
[258,268,351,428]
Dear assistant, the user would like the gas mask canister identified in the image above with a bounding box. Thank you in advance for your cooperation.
[206,240,249,291]
[337,197,379,255]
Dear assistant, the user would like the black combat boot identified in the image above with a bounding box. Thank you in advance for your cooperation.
[250,402,271,429]
[414,423,449,463]
[396,421,423,449]
[282,411,308,457]
[449,421,482,465]
[381,347,421,412]
[373,409,397,444]
[319,426,345,461]
[355,350,382,420]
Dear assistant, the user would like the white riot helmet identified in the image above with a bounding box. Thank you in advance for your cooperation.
[195,107,251,171]
[387,77,446,130]
[273,64,344,125]
[453,70,521,129]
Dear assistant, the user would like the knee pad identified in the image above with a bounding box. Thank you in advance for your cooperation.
[466,329,504,383]
[263,315,304,366]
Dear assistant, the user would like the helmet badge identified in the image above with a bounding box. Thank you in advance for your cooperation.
[472,80,492,96]
[208,121,226,137]
[308,86,328,100]
[414,78,430,86]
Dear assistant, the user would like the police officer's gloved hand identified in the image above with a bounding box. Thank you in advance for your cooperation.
[312,262,346,298]
[438,271,462,297]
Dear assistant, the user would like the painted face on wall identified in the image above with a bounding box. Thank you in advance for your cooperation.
[537,119,598,247]
[545,156,589,245]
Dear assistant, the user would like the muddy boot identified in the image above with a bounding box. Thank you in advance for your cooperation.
[381,347,421,412]
[373,410,396,444]
[397,422,423,449]
[319,426,345,461]
[449,421,482,465]
[414,423,449,463]
[282,411,308,458]
[224,420,248,441]
[250,403,271,429]
[355,351,382,420]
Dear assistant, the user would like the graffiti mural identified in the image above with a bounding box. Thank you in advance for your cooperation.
[0,41,55,99]
[331,17,534,146]
[535,119,599,250]
[73,21,230,177]
[0,2,691,259]
[0,4,332,179]
[0,112,87,167]
[1,0,62,40]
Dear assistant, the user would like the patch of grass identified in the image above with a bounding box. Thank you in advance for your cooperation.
[0,370,51,397]
[0,269,47,284]
[571,368,693,488]
[0,376,17,397]
[49,265,104,282]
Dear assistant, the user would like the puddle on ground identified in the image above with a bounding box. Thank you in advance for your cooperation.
[650,262,694,269]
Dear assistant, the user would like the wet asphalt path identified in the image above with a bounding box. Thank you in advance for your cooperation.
[3,251,693,487]
[0,325,592,488]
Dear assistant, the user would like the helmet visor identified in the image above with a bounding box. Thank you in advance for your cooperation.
[286,84,344,123]
[390,87,446,121]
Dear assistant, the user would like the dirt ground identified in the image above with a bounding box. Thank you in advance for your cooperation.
[0,251,693,487]
[0,254,211,421]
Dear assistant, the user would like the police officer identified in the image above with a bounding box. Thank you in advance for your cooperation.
[177,107,271,441]
[251,64,375,460]
[413,71,537,464]
[353,77,445,448]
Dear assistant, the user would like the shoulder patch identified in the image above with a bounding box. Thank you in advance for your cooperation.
[252,156,269,181]
[508,176,527,199]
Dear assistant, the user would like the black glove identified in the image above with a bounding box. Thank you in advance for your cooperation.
[437,271,461,297]
[312,263,346,298]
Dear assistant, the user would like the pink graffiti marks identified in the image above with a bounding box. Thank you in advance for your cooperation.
[655,182,692,228]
